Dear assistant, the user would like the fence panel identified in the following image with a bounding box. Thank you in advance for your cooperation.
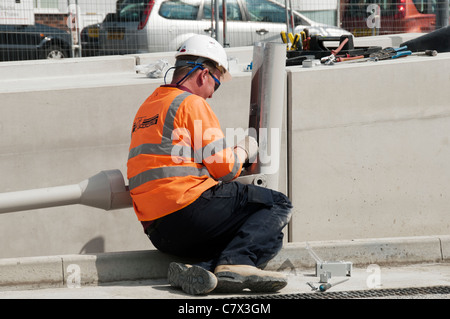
[0,0,448,62]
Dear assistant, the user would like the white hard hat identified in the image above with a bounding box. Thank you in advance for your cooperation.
[176,35,231,82]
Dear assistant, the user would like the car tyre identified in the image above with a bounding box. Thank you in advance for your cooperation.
[43,45,67,59]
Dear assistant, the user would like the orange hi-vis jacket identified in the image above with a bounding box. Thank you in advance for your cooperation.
[127,86,244,221]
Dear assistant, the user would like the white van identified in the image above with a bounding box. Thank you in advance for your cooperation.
[98,0,350,55]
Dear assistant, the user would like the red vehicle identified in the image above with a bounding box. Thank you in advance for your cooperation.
[340,0,447,36]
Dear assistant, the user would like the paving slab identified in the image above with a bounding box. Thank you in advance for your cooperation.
[0,262,449,300]
[1,235,448,295]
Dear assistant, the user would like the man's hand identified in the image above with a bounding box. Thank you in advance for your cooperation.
[235,136,258,165]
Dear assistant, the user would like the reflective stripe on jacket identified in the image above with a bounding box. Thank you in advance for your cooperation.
[127,86,244,221]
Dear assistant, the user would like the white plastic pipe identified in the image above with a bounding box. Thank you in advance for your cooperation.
[0,170,132,214]
[0,184,82,214]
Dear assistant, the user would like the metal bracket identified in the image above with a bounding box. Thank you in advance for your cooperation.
[316,261,352,277]
[306,242,352,277]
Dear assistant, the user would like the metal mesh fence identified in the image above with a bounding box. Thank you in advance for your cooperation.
[0,0,449,62]
[340,0,450,36]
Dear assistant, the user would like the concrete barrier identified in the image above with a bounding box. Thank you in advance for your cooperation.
[1,33,449,259]
[287,52,450,242]
[0,52,253,259]
[0,56,157,259]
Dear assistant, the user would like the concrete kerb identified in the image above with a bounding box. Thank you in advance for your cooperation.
[0,235,448,291]
[0,255,64,290]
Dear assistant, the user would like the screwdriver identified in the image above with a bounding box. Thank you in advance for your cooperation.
[280,31,288,44]
[411,50,437,56]
[319,278,350,292]
[291,33,301,50]
[288,32,295,45]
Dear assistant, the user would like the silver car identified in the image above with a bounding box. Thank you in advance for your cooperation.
[98,0,350,55]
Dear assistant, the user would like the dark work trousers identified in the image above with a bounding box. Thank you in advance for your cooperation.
[146,181,293,272]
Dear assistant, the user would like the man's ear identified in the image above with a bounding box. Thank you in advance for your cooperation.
[198,68,209,85]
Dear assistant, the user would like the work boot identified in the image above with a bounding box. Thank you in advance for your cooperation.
[167,262,217,295]
[214,265,287,293]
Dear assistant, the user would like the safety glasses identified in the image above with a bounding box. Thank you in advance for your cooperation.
[208,70,221,91]
[175,61,221,91]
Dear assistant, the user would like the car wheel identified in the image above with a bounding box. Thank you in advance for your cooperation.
[44,45,67,59]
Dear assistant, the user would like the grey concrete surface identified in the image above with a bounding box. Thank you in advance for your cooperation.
[0,235,449,300]
[0,262,449,299]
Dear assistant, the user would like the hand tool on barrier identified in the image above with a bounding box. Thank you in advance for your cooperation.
[336,54,364,62]
[369,45,411,60]
[321,37,349,65]
[392,49,412,59]
[411,49,437,56]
